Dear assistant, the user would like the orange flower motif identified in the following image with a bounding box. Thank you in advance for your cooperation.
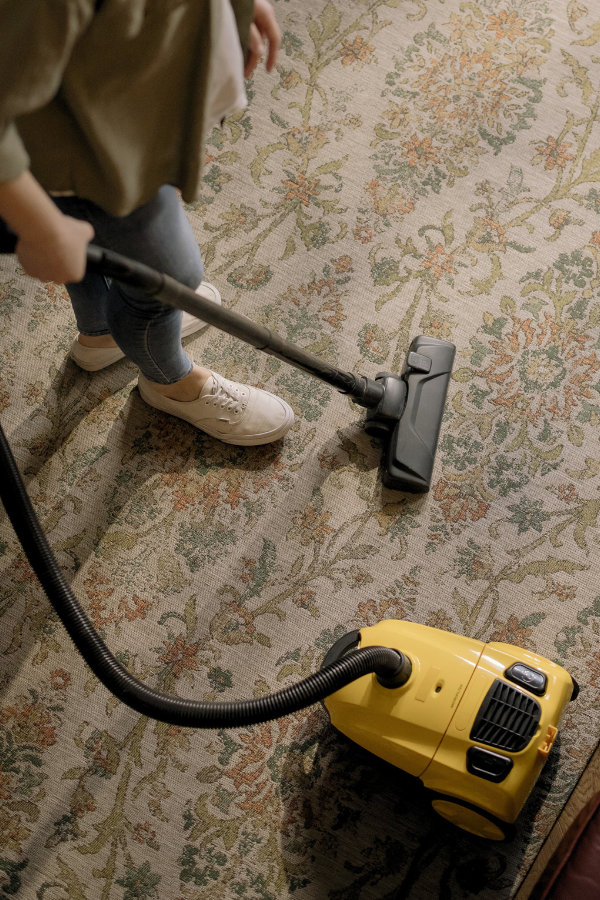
[433,480,489,523]
[401,134,440,170]
[506,42,545,75]
[588,651,600,689]
[590,231,600,249]
[42,283,68,305]
[133,821,158,846]
[291,506,334,545]
[158,634,199,678]
[320,295,346,329]
[557,484,579,503]
[117,594,150,623]
[549,210,571,230]
[488,615,535,649]
[353,597,406,627]
[532,137,574,171]
[365,180,415,217]
[280,69,301,91]
[221,715,318,814]
[420,244,458,280]
[293,589,316,610]
[422,311,455,341]
[476,312,600,427]
[487,10,526,41]
[553,584,577,603]
[86,735,114,775]
[339,35,374,66]
[209,599,257,645]
[468,215,507,252]
[331,255,352,273]
[482,216,506,243]
[426,609,454,632]
[448,12,483,42]
[49,669,72,691]
[282,172,320,206]
[318,449,339,470]
[286,125,328,160]
[353,223,374,243]
[412,52,510,127]
[361,328,387,362]
[84,567,117,629]
[240,557,256,585]
[569,2,587,25]
[0,702,56,748]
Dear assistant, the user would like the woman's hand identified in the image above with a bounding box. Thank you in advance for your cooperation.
[0,170,93,283]
[17,215,94,284]
[244,0,281,78]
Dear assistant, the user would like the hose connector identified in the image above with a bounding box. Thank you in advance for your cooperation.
[375,650,412,689]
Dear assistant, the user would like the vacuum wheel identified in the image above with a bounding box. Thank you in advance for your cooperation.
[429,794,515,842]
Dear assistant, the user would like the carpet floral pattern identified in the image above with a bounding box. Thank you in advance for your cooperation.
[1,0,600,898]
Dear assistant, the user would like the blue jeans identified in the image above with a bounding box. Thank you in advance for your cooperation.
[55,186,204,384]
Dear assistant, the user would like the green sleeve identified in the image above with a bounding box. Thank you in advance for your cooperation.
[0,0,95,183]
[229,0,254,56]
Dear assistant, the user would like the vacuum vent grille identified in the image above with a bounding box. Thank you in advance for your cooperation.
[470,679,541,753]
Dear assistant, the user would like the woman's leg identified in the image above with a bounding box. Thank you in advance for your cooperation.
[56,187,202,385]
[52,196,112,340]
[55,188,294,444]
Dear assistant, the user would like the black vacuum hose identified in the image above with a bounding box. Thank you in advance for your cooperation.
[0,422,406,728]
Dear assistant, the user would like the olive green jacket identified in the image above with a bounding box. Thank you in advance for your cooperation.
[0,0,253,215]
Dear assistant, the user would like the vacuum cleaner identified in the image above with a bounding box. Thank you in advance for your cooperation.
[0,227,578,840]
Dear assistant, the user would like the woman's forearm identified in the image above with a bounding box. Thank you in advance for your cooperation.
[0,169,65,240]
[0,170,93,283]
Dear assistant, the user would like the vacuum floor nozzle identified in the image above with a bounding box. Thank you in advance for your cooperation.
[364,336,456,492]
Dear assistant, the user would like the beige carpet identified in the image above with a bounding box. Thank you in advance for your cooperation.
[2,0,600,897]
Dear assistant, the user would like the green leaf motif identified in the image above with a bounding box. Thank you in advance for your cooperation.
[560,50,594,106]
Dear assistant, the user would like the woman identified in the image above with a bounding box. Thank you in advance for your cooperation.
[0,0,293,446]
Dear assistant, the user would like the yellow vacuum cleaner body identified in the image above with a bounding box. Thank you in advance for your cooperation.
[323,620,576,841]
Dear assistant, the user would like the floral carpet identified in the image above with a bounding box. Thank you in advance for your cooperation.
[2,0,600,897]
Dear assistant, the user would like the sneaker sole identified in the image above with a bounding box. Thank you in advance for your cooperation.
[69,341,125,371]
[138,379,294,446]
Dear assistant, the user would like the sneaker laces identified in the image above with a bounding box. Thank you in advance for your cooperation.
[206,374,248,415]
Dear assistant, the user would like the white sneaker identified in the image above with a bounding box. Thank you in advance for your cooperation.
[70,281,221,371]
[138,370,294,446]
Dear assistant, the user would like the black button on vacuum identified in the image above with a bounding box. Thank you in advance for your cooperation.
[467,746,513,783]
[406,351,432,373]
[505,663,547,696]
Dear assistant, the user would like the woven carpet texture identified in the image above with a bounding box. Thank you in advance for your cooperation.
[1,0,600,897]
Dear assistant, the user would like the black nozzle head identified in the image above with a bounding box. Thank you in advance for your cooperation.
[375,650,412,689]
[361,337,456,493]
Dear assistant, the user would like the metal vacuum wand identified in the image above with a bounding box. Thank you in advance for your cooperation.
[0,225,455,491]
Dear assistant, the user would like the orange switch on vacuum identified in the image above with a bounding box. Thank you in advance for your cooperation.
[538,725,558,757]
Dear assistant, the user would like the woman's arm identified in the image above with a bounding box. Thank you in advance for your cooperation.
[0,0,96,281]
